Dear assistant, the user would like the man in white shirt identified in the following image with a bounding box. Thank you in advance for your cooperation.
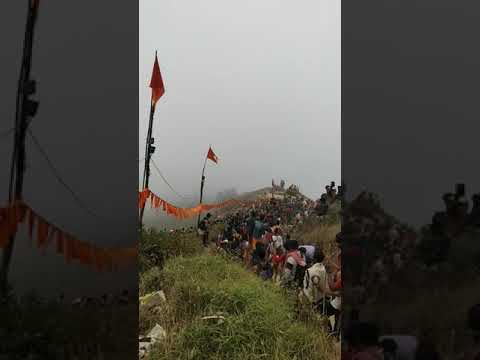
[302,249,340,330]
[271,228,284,253]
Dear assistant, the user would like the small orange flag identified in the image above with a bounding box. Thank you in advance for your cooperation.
[36,217,50,250]
[56,229,64,254]
[207,147,219,164]
[150,52,165,107]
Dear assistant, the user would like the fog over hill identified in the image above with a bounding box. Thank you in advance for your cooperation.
[143,183,315,230]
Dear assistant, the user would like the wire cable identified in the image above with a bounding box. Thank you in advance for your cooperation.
[151,158,186,200]
[27,129,109,221]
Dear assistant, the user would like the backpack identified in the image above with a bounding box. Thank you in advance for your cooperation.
[294,264,307,287]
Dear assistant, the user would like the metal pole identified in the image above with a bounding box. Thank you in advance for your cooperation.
[197,155,208,228]
[1,0,39,299]
[139,103,155,226]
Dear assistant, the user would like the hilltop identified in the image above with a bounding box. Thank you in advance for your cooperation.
[139,184,341,359]
[143,185,312,231]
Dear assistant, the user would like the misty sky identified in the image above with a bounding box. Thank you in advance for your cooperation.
[139,0,341,207]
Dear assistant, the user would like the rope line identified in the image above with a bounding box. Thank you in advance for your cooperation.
[27,129,111,221]
[151,158,186,200]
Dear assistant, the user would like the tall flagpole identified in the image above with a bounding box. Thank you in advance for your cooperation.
[139,102,155,226]
[1,0,40,299]
[197,146,210,227]
[139,51,160,228]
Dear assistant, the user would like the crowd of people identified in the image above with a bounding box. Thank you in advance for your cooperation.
[340,183,480,307]
[340,184,480,360]
[341,303,480,360]
[133,179,480,359]
[197,181,480,359]
[198,182,343,335]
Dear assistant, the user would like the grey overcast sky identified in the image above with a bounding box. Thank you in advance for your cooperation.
[139,0,340,206]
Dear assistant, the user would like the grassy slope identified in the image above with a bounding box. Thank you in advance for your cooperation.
[140,191,341,359]
[143,254,337,360]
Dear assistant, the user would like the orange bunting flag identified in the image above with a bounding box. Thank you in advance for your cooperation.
[0,201,137,271]
[150,192,155,209]
[64,235,74,263]
[37,217,50,251]
[7,206,18,236]
[0,223,9,248]
[150,52,165,107]
[56,229,64,254]
[207,147,219,164]
[27,208,35,241]
[154,196,161,209]
[141,190,251,220]
[93,248,104,272]
[0,206,15,248]
[15,202,26,224]
[139,189,151,209]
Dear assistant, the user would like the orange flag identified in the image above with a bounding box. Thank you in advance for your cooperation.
[7,206,18,236]
[93,247,104,272]
[154,196,161,209]
[207,147,219,164]
[150,192,155,209]
[64,235,74,263]
[0,207,14,248]
[139,189,150,209]
[14,202,26,224]
[150,52,165,107]
[0,222,9,248]
[36,217,50,250]
[56,229,64,254]
[27,208,35,240]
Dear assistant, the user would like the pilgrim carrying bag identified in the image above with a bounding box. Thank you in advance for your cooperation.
[295,265,307,288]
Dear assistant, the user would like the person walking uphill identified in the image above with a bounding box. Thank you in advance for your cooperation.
[198,213,212,247]
[301,248,341,333]
[281,240,306,289]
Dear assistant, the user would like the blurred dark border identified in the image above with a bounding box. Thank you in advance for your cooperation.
[1,1,138,358]
[342,0,480,358]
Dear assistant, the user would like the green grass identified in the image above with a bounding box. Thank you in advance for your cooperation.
[144,254,337,360]
[140,227,205,273]
[291,219,340,257]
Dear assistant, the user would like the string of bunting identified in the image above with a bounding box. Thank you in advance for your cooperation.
[0,201,137,271]
[138,189,253,220]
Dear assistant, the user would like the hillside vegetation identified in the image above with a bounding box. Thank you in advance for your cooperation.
[143,254,336,360]
[139,188,341,360]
